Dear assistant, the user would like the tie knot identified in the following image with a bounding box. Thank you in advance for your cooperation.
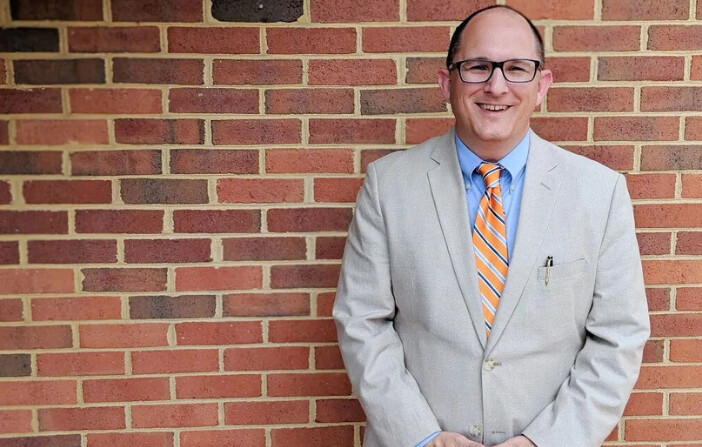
[477,163,502,189]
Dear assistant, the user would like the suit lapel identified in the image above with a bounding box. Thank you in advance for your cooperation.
[485,132,561,353]
[427,130,488,349]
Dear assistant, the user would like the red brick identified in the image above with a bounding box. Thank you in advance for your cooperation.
[80,323,169,348]
[553,26,640,51]
[593,116,678,141]
[12,0,102,20]
[16,120,108,145]
[636,365,702,389]
[87,433,173,447]
[314,178,364,203]
[316,399,365,422]
[115,118,204,144]
[310,59,397,86]
[169,88,258,113]
[531,117,589,142]
[131,403,217,428]
[223,237,306,261]
[625,173,676,199]
[625,419,702,442]
[648,26,702,50]
[171,149,257,175]
[266,88,354,114]
[0,409,32,434]
[213,59,302,85]
[0,435,81,447]
[271,426,354,447]
[31,296,121,321]
[223,293,310,317]
[506,0,593,18]
[650,313,702,337]
[225,401,309,425]
[173,209,260,233]
[0,60,5,85]
[39,407,125,431]
[112,0,202,22]
[0,325,72,350]
[129,294,216,319]
[0,269,73,295]
[406,57,444,84]
[71,150,161,176]
[121,178,208,204]
[175,374,261,399]
[641,145,702,171]
[28,239,117,264]
[69,88,161,114]
[315,345,344,369]
[0,88,62,113]
[634,204,702,228]
[82,268,167,292]
[0,120,7,144]
[0,380,76,405]
[132,349,219,374]
[217,178,303,204]
[224,346,309,371]
[646,288,670,312]
[0,298,22,321]
[682,174,702,198]
[0,241,19,265]
[603,0,688,19]
[83,377,170,403]
[168,27,258,54]
[37,352,124,376]
[548,57,590,83]
[547,87,633,112]
[267,28,356,54]
[642,86,702,111]
[268,319,337,343]
[643,260,702,284]
[114,58,204,85]
[361,87,445,114]
[670,393,702,415]
[642,339,665,363]
[636,232,671,255]
[176,321,262,345]
[316,236,347,260]
[406,118,455,144]
[622,392,663,416]
[268,208,353,232]
[268,372,351,397]
[309,118,396,144]
[180,429,264,447]
[23,180,111,204]
[76,210,163,234]
[68,27,160,52]
[212,119,301,145]
[598,56,685,81]
[363,26,449,52]
[406,0,494,21]
[0,211,68,234]
[0,151,62,174]
[685,116,702,140]
[14,59,105,85]
[311,0,398,21]
[0,181,9,204]
[175,266,262,291]
[677,231,702,255]
[670,339,702,362]
[266,149,354,174]
[125,238,211,263]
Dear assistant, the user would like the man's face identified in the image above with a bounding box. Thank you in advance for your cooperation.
[438,9,552,158]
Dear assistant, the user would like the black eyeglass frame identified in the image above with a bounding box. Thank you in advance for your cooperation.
[448,58,542,84]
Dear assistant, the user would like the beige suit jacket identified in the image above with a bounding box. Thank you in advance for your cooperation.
[333,129,650,447]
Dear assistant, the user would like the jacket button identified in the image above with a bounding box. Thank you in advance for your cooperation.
[469,424,482,437]
[484,358,495,371]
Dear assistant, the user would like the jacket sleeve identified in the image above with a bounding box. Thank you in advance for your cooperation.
[522,174,651,446]
[333,162,442,447]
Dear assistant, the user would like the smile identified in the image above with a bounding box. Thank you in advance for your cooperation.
[478,103,510,111]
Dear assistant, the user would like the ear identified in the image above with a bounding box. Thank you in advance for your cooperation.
[438,68,452,102]
[535,68,553,107]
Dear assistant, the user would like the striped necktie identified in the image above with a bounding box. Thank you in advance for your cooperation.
[473,163,509,337]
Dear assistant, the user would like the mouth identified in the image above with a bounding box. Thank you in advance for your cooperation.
[477,103,511,112]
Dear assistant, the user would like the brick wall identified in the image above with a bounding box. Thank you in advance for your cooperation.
[0,0,701,445]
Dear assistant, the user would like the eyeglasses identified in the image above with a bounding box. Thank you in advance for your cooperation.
[448,58,541,84]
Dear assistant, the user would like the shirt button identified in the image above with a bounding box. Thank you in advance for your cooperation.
[469,425,482,437]
[484,358,495,371]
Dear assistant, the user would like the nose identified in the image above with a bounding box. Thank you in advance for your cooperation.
[484,66,509,95]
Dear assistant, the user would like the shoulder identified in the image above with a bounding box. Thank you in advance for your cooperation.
[370,131,450,177]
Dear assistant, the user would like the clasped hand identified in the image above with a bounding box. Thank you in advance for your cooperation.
[426,432,536,447]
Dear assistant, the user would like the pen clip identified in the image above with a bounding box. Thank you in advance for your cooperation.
[545,256,553,286]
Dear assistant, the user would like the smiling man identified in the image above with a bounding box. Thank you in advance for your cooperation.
[334,5,650,447]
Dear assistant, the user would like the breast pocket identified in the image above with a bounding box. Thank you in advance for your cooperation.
[536,258,588,283]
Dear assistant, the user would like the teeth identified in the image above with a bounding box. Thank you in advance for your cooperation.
[480,104,508,111]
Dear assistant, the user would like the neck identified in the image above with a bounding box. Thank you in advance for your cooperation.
[456,129,528,162]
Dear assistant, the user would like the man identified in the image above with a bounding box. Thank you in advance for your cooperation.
[333,5,650,447]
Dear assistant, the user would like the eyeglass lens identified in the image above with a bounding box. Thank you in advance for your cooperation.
[459,59,537,83]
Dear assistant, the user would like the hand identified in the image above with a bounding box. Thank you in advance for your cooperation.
[426,431,486,447]
[493,435,537,447]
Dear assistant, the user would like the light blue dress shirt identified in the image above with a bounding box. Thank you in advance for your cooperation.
[414,131,530,447]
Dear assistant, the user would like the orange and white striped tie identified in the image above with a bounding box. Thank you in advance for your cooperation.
[472,163,509,337]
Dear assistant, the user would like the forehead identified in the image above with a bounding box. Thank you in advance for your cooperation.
[457,9,539,59]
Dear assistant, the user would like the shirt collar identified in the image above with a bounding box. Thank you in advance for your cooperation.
[455,130,530,181]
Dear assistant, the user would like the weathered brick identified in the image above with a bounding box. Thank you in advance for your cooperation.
[406,57,444,84]
[0,326,72,350]
[622,392,663,416]
[0,241,19,265]
[361,87,446,114]
[603,0,688,20]
[531,117,588,142]
[643,260,702,284]
[406,0,494,21]
[0,380,76,405]
[316,399,365,423]
[82,268,167,292]
[635,204,702,228]
[314,178,364,203]
[641,145,702,171]
[268,28,356,54]
[625,173,676,200]
[79,323,169,348]
[650,313,702,337]
[316,236,347,259]
[0,181,10,204]
[115,119,204,144]
[0,28,60,52]
[548,57,590,83]
[28,239,117,263]
[83,377,170,403]
[132,349,218,374]
[682,173,702,198]
[309,118,396,144]
[310,59,397,86]
[625,418,702,441]
[406,118,455,144]
[129,295,216,319]
[0,151,62,174]
[0,298,22,321]
[363,26,449,52]
[223,292,310,317]
[223,237,306,261]
[224,346,309,371]
[646,287,670,312]
[268,208,353,232]
[213,59,302,85]
[76,210,163,234]
[69,88,162,114]
[176,375,261,399]
[642,87,702,111]
[693,55,702,80]
[112,0,202,22]
[87,433,173,447]
[642,339,665,363]
[670,393,702,415]
[68,27,160,52]
[636,232,671,256]
[553,26,640,51]
[0,409,32,433]
[315,345,344,369]
[171,149,258,174]
[16,120,108,145]
[677,232,702,255]
[217,178,304,203]
[562,145,634,170]
[212,119,301,145]
[686,117,702,140]
[547,87,633,112]
[266,149,354,174]
[121,178,208,204]
[593,116,678,141]
[0,121,7,144]
[0,269,74,295]
[168,27,258,54]
[506,0,593,19]
[0,354,31,377]
[670,339,702,361]
[268,372,351,396]
[0,88,62,113]
[169,88,258,113]
[23,180,112,204]
[39,407,125,431]
[225,401,309,425]
[311,0,398,21]
[10,0,103,20]
[14,59,105,84]
[114,58,203,85]
[598,56,685,81]
[212,0,302,22]
[124,238,211,263]
[0,211,68,234]
[180,429,264,447]
[31,296,121,321]
[271,427,354,447]
[173,209,260,233]
[648,26,702,50]
[175,266,263,291]
[0,435,80,447]
[677,287,702,311]
[271,264,341,288]
[136,403,220,427]
[266,88,354,114]
[71,150,161,176]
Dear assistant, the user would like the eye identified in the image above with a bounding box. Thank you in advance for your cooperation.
[506,64,528,72]
[465,62,490,71]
